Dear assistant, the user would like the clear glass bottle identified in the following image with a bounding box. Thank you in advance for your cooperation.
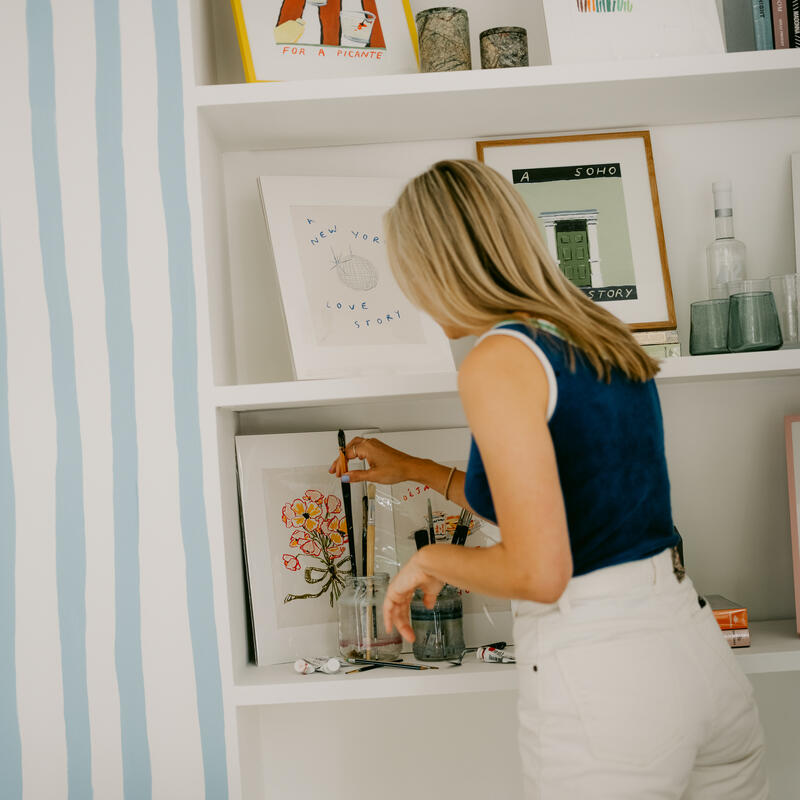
[706,180,746,299]
[410,585,465,661]
[337,573,402,661]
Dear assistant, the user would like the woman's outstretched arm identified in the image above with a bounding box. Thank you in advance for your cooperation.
[382,334,573,641]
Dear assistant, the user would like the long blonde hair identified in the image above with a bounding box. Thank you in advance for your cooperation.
[383,159,659,382]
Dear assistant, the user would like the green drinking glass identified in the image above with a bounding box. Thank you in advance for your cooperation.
[727,291,783,353]
[690,299,729,355]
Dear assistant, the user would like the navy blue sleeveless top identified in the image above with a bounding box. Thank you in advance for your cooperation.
[464,320,677,577]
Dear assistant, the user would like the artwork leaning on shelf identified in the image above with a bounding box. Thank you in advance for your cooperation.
[231,0,420,81]
[478,130,677,332]
[541,0,725,64]
[258,175,456,380]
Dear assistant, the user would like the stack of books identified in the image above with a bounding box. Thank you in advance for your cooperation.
[721,0,800,51]
[706,594,751,648]
[633,330,681,360]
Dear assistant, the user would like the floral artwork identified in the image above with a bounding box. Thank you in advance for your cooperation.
[280,488,352,606]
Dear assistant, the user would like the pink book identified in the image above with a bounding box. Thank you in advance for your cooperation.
[784,416,800,635]
[772,0,791,47]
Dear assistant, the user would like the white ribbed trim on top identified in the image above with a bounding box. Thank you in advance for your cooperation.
[474,327,558,421]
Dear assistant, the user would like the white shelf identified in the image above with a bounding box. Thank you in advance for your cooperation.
[213,351,799,412]
[231,620,799,707]
[734,619,800,674]
[213,372,458,411]
[233,657,517,707]
[195,50,800,151]
[656,349,800,384]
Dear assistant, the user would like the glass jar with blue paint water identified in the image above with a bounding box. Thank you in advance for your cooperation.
[410,584,465,661]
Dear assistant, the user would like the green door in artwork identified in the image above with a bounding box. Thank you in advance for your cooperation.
[555,220,591,287]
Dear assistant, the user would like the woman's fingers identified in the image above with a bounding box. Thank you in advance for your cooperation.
[342,468,370,483]
[383,594,415,642]
[346,436,366,460]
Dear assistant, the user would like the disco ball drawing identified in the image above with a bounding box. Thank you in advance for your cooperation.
[331,249,379,291]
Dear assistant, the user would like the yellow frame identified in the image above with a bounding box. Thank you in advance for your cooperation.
[231,0,419,83]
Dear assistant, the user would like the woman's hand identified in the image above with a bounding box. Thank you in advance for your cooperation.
[382,552,444,642]
[329,436,420,485]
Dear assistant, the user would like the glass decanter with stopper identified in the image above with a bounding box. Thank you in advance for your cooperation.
[706,180,746,299]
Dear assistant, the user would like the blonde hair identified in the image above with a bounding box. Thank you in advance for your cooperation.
[383,159,659,382]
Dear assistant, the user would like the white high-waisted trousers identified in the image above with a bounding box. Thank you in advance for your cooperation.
[513,548,768,799]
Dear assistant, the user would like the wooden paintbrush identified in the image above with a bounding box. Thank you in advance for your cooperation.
[337,429,357,576]
[366,484,376,576]
[365,484,377,655]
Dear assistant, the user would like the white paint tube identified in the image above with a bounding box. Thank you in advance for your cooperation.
[293,656,342,675]
[476,646,515,664]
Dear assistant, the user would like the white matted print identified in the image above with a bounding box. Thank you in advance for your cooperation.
[232,0,418,82]
[374,428,513,645]
[236,429,384,665]
[258,176,456,379]
[542,0,724,65]
[478,132,676,331]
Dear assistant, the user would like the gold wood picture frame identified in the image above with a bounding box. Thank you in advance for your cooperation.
[478,131,676,332]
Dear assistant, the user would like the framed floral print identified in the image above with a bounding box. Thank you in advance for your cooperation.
[478,131,677,331]
[236,428,385,665]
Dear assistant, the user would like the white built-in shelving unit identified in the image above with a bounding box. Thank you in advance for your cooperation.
[181,1,800,797]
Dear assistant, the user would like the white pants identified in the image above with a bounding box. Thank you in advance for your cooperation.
[513,548,768,799]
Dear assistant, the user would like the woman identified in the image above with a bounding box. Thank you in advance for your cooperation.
[331,160,767,798]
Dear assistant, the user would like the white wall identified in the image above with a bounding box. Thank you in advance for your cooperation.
[0,1,229,797]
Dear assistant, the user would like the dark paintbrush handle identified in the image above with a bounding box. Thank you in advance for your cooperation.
[342,481,356,574]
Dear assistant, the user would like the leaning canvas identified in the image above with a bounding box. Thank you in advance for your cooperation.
[258,175,456,380]
[236,428,384,665]
[542,0,725,65]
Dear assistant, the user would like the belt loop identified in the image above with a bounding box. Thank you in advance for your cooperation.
[557,591,571,615]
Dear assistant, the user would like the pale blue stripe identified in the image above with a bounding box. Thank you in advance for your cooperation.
[151,2,229,797]
[93,0,152,797]
[0,233,22,799]
[26,3,92,797]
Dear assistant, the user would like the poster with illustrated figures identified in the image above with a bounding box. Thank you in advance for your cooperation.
[232,0,419,81]
[259,176,455,380]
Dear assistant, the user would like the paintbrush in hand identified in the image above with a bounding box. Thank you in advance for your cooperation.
[337,429,357,576]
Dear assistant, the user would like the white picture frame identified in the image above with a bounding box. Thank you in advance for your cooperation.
[542,0,725,65]
[258,175,456,380]
[478,131,676,331]
[232,0,418,82]
[236,428,383,665]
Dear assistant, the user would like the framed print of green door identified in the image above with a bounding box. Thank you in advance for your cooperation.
[477,131,676,332]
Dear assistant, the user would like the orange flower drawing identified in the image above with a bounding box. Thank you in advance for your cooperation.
[282,554,300,572]
[282,492,324,533]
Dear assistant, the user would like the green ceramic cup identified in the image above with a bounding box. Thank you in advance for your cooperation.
[727,291,783,353]
[690,298,729,355]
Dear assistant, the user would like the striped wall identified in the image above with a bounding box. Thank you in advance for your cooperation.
[1,1,228,798]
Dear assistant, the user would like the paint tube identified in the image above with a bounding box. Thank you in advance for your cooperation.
[293,656,342,675]
[476,646,515,664]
